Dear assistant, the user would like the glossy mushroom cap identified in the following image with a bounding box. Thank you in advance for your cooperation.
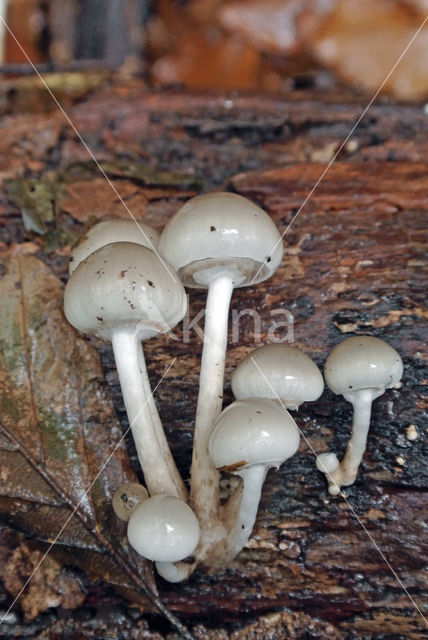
[158,192,283,288]
[127,495,200,562]
[231,344,324,409]
[69,219,160,274]
[64,242,187,341]
[324,336,403,397]
[209,398,300,471]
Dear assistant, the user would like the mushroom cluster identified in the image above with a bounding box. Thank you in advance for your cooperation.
[64,194,403,583]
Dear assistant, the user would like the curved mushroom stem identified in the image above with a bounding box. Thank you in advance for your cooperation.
[340,388,380,486]
[190,275,234,538]
[318,388,382,495]
[168,466,266,572]
[112,328,187,499]
[224,465,267,559]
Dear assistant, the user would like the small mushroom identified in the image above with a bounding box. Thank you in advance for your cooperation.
[159,192,283,540]
[318,336,403,495]
[231,344,324,410]
[69,218,160,274]
[64,242,187,499]
[209,398,300,560]
[68,220,180,493]
[315,451,340,476]
[127,495,200,582]
[113,482,149,521]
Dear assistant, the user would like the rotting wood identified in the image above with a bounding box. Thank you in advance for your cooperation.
[0,79,426,639]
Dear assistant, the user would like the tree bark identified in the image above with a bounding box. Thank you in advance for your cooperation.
[0,77,426,639]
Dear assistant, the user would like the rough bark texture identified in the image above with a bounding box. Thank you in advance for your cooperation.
[0,76,427,639]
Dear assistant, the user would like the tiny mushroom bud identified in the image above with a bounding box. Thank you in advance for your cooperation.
[113,483,149,521]
[159,192,283,543]
[64,242,187,499]
[315,452,339,475]
[69,219,160,274]
[318,336,403,495]
[231,344,324,410]
[209,398,300,560]
[316,453,341,494]
[127,495,200,582]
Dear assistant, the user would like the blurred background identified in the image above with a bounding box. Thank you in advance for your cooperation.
[0,0,427,100]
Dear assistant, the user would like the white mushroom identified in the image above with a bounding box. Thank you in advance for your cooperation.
[315,452,340,476]
[64,241,188,499]
[127,495,200,582]
[68,220,182,498]
[209,398,300,560]
[159,192,283,543]
[231,344,324,410]
[318,336,403,495]
[69,218,160,274]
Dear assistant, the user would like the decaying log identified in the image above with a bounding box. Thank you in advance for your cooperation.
[0,78,427,639]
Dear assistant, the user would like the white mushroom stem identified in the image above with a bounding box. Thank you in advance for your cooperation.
[225,465,267,559]
[190,275,234,533]
[340,388,381,486]
[112,328,187,499]
[318,388,382,495]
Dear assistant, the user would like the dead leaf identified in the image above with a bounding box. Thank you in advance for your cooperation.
[0,251,186,631]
